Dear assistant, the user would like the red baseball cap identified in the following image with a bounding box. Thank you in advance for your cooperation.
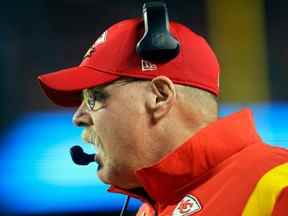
[38,18,220,107]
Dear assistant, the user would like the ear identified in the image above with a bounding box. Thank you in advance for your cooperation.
[146,76,176,122]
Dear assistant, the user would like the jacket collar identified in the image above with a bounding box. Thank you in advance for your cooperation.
[109,109,262,203]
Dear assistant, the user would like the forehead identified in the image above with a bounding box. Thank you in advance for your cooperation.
[82,78,147,100]
[84,78,140,93]
[85,78,127,94]
[82,79,127,97]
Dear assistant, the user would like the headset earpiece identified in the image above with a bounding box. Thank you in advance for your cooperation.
[136,1,180,63]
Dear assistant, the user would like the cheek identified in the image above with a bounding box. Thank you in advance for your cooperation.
[97,110,145,156]
[92,93,148,154]
[103,113,132,145]
[93,110,131,151]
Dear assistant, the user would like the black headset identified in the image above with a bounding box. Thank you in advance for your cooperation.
[136,1,180,62]
[70,2,180,215]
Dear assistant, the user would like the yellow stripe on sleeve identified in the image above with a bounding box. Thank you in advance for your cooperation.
[242,163,288,216]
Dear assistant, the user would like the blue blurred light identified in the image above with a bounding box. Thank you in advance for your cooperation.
[219,103,288,147]
[0,104,287,214]
[0,111,141,214]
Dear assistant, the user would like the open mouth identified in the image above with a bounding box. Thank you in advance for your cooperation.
[81,129,105,170]
[90,145,103,170]
[84,133,104,168]
[94,154,103,171]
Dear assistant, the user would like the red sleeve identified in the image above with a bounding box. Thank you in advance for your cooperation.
[272,186,288,216]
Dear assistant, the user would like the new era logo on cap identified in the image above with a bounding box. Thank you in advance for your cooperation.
[141,60,157,71]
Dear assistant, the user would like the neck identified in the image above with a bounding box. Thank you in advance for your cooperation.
[144,114,212,167]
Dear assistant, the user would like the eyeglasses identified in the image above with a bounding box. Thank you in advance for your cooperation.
[82,78,143,111]
[82,88,109,111]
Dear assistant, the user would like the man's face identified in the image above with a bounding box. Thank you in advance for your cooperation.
[73,80,149,189]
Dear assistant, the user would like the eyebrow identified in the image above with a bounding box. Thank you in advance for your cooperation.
[93,84,108,91]
[82,85,106,95]
[84,86,110,100]
[82,79,123,100]
[91,86,110,95]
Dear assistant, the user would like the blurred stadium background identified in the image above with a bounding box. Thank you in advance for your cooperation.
[0,0,287,215]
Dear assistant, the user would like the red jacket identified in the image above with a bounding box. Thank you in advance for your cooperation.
[109,109,288,216]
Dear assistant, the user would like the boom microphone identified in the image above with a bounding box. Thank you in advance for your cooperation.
[70,145,95,165]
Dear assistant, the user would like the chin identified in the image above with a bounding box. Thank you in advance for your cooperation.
[96,168,110,185]
[97,166,139,189]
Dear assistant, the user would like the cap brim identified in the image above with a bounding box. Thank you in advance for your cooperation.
[38,66,119,107]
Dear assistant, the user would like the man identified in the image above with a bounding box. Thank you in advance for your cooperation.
[38,18,288,215]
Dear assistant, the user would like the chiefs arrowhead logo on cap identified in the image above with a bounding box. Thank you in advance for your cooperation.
[172,195,202,216]
[83,31,107,59]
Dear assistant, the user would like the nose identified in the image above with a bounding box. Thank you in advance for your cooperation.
[73,103,93,127]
